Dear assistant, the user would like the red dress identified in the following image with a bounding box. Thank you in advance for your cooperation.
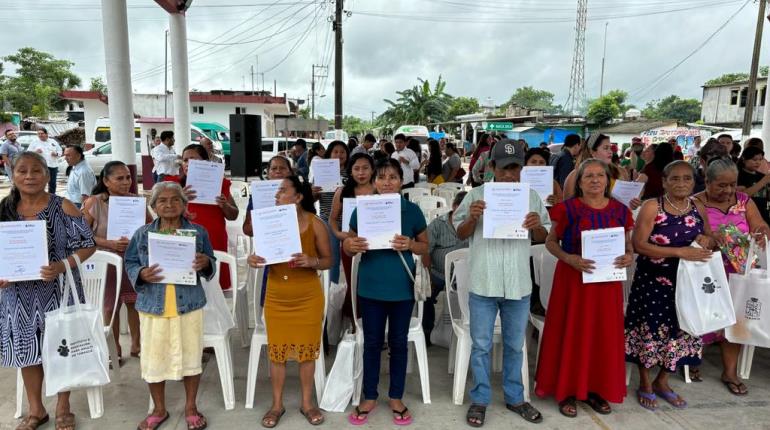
[534,198,633,403]
[165,176,233,290]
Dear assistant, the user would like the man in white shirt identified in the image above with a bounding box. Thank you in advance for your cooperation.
[151,131,180,182]
[27,127,62,193]
[63,145,97,208]
[391,133,420,188]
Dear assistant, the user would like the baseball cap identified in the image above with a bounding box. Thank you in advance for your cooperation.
[491,139,525,169]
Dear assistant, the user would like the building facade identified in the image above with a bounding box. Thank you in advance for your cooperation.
[700,77,767,127]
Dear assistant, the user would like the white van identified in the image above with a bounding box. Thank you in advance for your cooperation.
[395,125,430,158]
[261,137,319,177]
[92,118,218,151]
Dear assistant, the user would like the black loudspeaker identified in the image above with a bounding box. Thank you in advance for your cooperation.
[229,114,262,179]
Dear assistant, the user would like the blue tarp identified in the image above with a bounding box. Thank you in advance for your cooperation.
[429,131,446,140]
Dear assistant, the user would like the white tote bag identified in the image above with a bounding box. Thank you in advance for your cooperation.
[675,245,736,336]
[42,256,110,396]
[319,331,360,412]
[202,278,236,335]
[726,238,770,347]
[430,292,452,348]
[326,279,347,346]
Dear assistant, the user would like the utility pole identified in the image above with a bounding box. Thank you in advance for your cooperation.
[371,111,375,123]
[743,0,767,138]
[311,64,327,119]
[164,29,169,117]
[334,0,343,129]
[250,65,255,92]
[599,22,608,98]
[260,73,265,92]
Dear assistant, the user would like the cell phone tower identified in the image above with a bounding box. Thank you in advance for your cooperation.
[564,0,588,115]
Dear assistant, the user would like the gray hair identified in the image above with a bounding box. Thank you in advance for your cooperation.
[574,159,612,198]
[662,160,695,178]
[11,151,49,179]
[148,181,188,208]
[705,158,738,183]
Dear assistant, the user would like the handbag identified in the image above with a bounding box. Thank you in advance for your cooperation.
[42,255,111,396]
[319,331,361,412]
[726,237,770,347]
[398,250,431,302]
[675,244,736,336]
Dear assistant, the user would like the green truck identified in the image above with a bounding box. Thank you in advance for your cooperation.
[192,121,231,166]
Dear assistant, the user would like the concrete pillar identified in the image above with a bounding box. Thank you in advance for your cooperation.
[169,12,191,155]
[100,0,137,191]
[763,84,770,162]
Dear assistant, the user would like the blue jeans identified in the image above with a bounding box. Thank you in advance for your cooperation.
[359,296,414,400]
[469,292,530,406]
[47,167,57,194]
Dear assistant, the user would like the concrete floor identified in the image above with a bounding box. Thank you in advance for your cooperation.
[2,333,770,430]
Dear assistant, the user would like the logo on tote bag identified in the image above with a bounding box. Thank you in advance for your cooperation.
[746,298,762,320]
[701,276,720,294]
[57,339,70,357]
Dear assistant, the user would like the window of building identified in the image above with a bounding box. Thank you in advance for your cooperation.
[730,89,739,105]
[739,88,748,107]
[192,105,204,114]
[761,87,767,107]
[235,106,247,114]
[78,102,84,108]
[68,103,74,111]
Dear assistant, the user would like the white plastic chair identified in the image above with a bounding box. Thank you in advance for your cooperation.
[414,182,437,192]
[438,182,464,192]
[16,250,122,419]
[528,244,556,370]
[245,268,330,408]
[444,249,530,405]
[214,250,250,348]
[401,188,431,202]
[436,188,459,206]
[427,206,452,222]
[350,254,431,405]
[415,196,448,219]
[738,345,755,379]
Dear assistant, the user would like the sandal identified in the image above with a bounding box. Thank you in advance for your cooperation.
[506,402,543,423]
[299,407,325,426]
[55,413,76,430]
[185,413,207,430]
[348,405,376,426]
[137,413,169,430]
[636,390,658,411]
[654,389,687,409]
[558,397,577,418]
[392,407,412,426]
[261,408,285,428]
[16,414,49,430]
[722,379,748,396]
[586,393,611,415]
[466,404,486,427]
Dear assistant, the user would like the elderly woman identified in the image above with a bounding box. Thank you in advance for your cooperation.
[165,144,238,290]
[626,161,715,410]
[690,158,770,395]
[535,159,635,418]
[344,158,429,426]
[0,151,96,430]
[125,182,216,430]
[83,161,151,363]
[247,176,332,428]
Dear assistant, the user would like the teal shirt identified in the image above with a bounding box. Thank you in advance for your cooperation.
[349,197,427,301]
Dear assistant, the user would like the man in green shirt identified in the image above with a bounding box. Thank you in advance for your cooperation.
[454,140,550,426]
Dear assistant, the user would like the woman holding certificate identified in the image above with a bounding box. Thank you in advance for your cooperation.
[315,140,350,285]
[165,144,238,290]
[536,159,635,418]
[0,151,96,430]
[625,160,714,410]
[343,158,429,426]
[329,153,376,319]
[124,181,216,430]
[242,155,294,237]
[525,148,563,206]
[246,175,332,427]
[83,160,151,362]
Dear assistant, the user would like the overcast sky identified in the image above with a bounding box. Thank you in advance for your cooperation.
[1,0,768,118]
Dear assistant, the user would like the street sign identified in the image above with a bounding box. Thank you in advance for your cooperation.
[485,122,513,131]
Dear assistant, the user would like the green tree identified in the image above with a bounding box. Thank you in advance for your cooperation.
[500,86,561,113]
[642,95,701,123]
[705,67,768,86]
[89,76,107,94]
[586,89,629,125]
[342,115,372,136]
[1,47,81,117]
[380,76,453,127]
[297,106,310,119]
[447,96,480,119]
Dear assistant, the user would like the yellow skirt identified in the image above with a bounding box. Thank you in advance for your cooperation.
[139,309,203,383]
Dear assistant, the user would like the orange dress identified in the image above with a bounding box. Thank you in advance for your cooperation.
[264,215,324,363]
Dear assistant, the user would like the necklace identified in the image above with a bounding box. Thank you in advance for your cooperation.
[664,193,690,214]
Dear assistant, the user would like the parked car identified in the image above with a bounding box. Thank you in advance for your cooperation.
[321,129,349,148]
[260,137,319,178]
[59,139,143,177]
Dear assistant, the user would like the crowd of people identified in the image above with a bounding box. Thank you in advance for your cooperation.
[0,128,769,430]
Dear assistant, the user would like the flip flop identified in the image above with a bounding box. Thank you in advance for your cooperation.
[261,408,285,429]
[17,414,49,430]
[721,379,748,396]
[299,407,325,426]
[137,412,169,430]
[654,389,687,409]
[348,406,376,426]
[392,407,413,426]
[185,413,207,430]
[636,389,658,411]
[55,413,76,430]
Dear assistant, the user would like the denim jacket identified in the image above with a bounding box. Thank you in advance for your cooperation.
[125,218,216,316]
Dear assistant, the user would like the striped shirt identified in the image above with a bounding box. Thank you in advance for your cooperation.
[319,171,348,222]
[427,212,468,280]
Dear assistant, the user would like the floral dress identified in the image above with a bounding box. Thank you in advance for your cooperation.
[625,198,703,371]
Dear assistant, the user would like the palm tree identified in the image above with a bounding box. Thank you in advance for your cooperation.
[380,76,453,127]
